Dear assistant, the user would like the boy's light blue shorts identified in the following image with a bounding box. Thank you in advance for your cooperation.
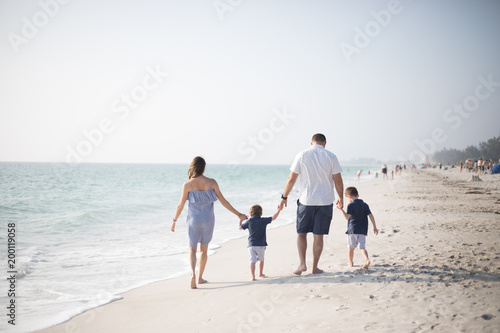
[347,234,366,249]
[248,246,266,263]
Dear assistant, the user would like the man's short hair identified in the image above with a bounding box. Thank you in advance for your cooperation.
[345,187,358,197]
[250,204,263,216]
[312,133,326,144]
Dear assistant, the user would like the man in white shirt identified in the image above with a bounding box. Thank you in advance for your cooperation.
[278,133,344,275]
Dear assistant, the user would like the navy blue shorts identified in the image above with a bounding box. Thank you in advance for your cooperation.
[296,200,333,235]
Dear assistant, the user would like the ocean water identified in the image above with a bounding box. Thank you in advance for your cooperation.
[0,162,380,332]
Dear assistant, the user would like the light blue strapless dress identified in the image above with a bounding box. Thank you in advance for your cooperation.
[186,181,218,247]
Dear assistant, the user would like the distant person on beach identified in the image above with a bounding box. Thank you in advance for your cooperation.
[239,204,281,281]
[337,186,378,269]
[381,164,388,180]
[357,170,362,180]
[171,156,247,289]
[278,133,344,275]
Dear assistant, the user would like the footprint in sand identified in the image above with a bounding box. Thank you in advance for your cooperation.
[336,304,349,311]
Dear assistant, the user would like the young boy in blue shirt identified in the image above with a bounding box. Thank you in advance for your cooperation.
[337,187,378,269]
[239,204,281,281]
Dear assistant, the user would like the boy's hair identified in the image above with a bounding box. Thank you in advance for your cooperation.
[345,187,358,197]
[250,204,263,216]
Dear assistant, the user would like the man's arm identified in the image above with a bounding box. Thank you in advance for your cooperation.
[278,172,299,210]
[333,173,344,209]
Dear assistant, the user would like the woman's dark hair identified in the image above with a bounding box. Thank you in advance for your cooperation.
[188,156,206,179]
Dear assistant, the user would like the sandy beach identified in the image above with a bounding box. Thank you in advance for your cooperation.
[38,168,500,333]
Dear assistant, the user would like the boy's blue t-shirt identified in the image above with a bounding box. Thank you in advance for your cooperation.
[346,199,371,235]
[241,215,273,247]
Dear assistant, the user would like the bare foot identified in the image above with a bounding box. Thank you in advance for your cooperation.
[348,262,353,267]
[190,276,197,289]
[312,268,324,274]
[361,261,370,269]
[259,274,267,278]
[198,278,207,284]
[251,277,256,281]
[293,265,307,275]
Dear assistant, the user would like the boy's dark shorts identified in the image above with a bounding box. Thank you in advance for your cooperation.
[296,200,333,235]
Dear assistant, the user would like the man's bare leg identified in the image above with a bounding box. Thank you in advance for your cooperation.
[312,234,324,274]
[293,233,307,275]
[198,244,209,284]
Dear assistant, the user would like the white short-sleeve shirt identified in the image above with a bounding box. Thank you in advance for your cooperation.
[290,144,343,206]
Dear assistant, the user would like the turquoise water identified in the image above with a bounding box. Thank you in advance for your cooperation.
[0,162,380,332]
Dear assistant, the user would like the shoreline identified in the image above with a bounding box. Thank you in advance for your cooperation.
[37,169,500,332]
[2,162,374,333]
[31,174,375,332]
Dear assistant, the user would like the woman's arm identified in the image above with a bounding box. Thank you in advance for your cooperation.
[171,182,190,232]
[212,179,247,221]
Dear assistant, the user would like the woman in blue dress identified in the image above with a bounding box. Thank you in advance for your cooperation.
[171,156,247,289]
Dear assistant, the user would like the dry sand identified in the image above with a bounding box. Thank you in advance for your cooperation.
[38,168,500,333]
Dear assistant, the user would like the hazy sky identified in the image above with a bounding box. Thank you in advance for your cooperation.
[1,0,499,165]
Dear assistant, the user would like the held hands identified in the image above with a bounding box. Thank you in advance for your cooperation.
[238,213,248,230]
[278,198,287,210]
[335,197,343,210]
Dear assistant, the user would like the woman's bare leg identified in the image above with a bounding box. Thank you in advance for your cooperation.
[198,243,209,284]
[189,246,197,289]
